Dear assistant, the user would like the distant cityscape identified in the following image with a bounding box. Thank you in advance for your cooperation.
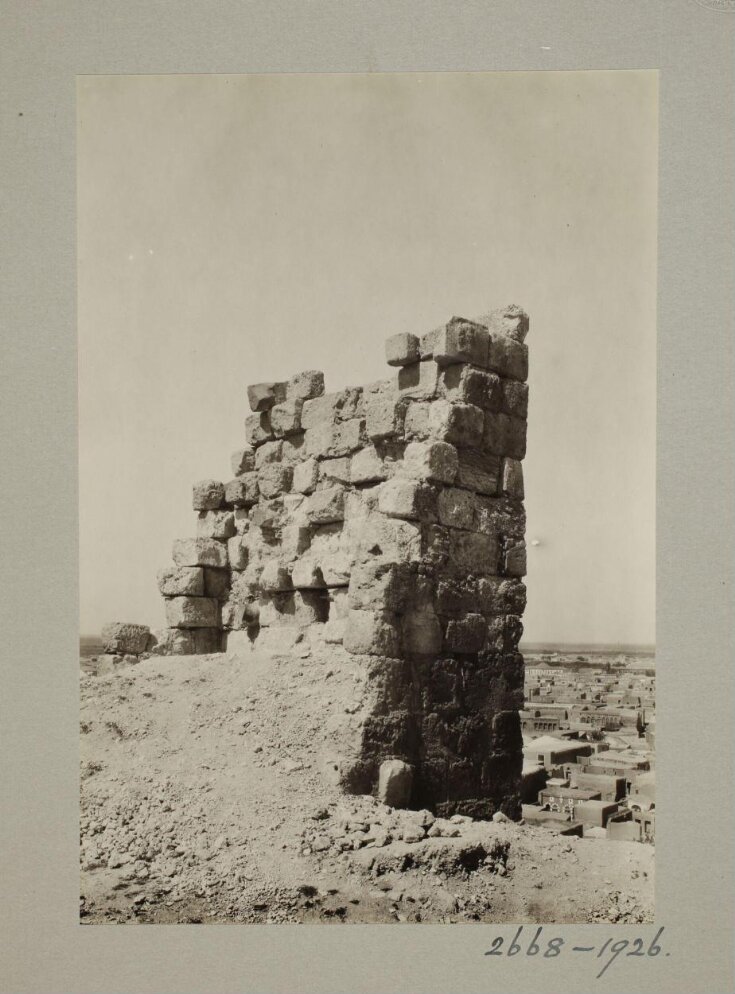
[520,646,655,843]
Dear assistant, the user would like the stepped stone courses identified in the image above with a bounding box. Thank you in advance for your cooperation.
[149,306,530,819]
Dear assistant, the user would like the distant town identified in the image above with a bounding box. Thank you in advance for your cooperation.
[520,645,655,843]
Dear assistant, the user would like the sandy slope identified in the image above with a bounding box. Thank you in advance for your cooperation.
[80,648,653,924]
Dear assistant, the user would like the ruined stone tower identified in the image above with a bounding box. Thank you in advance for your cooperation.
[153,306,529,818]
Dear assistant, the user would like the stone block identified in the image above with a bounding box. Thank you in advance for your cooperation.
[280,523,313,558]
[436,487,477,530]
[477,304,530,344]
[281,433,306,462]
[347,559,411,613]
[287,369,325,401]
[350,445,387,484]
[308,522,344,558]
[378,759,413,808]
[165,596,219,629]
[258,591,296,626]
[403,401,431,439]
[474,497,525,542]
[343,610,401,656]
[501,458,524,498]
[260,560,293,593]
[432,317,489,367]
[483,412,527,460]
[434,577,478,618]
[247,381,287,412]
[100,622,151,655]
[429,400,484,447]
[378,478,422,520]
[172,538,228,568]
[364,392,404,440]
[328,587,350,619]
[291,559,324,589]
[244,411,274,447]
[501,379,529,419]
[486,332,528,382]
[294,589,330,625]
[249,500,283,529]
[440,364,502,411]
[301,393,338,430]
[318,552,352,587]
[254,440,283,469]
[196,510,236,540]
[329,418,364,456]
[503,541,527,577]
[292,457,319,494]
[397,360,439,400]
[233,508,250,534]
[192,479,225,511]
[230,447,256,476]
[305,486,345,524]
[203,567,230,601]
[346,512,422,563]
[402,608,443,655]
[319,457,352,484]
[224,473,259,508]
[444,614,487,653]
[447,530,498,574]
[385,332,420,367]
[157,566,205,597]
[485,614,524,653]
[323,619,347,644]
[476,577,527,616]
[257,463,293,499]
[226,535,249,571]
[456,449,500,496]
[304,422,335,458]
[270,399,304,438]
[151,627,222,656]
[402,440,458,484]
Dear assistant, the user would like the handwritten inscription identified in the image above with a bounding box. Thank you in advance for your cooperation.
[484,925,666,979]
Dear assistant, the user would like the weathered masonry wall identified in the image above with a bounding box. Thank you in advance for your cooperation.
[153,306,530,818]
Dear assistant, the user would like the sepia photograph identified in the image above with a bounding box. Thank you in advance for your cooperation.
[78,70,657,925]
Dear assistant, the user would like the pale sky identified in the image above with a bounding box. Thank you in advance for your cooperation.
[78,71,657,644]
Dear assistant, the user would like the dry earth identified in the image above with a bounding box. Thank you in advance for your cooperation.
[80,647,654,924]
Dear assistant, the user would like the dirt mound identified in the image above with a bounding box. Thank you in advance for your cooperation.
[80,648,653,924]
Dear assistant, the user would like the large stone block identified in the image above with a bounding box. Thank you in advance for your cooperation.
[244,411,274,447]
[350,445,387,484]
[432,317,489,368]
[501,458,524,499]
[319,457,352,484]
[291,559,325,589]
[254,439,283,469]
[476,577,527,616]
[486,332,528,382]
[447,529,498,574]
[501,379,529,419]
[377,478,422,520]
[172,538,228,568]
[402,608,443,655]
[196,510,236,540]
[224,473,259,507]
[385,332,420,367]
[345,511,422,564]
[378,759,413,808]
[343,610,401,656]
[281,433,306,462]
[292,457,319,494]
[403,401,431,439]
[270,399,304,438]
[329,418,363,456]
[165,596,220,629]
[257,463,293,499]
[318,552,352,587]
[347,559,411,613]
[280,523,313,558]
[364,391,404,440]
[203,567,230,601]
[226,535,249,570]
[150,627,222,655]
[436,486,477,530]
[100,622,151,655]
[157,565,205,597]
[402,440,458,484]
[477,304,530,345]
[287,369,325,401]
[483,412,527,460]
[301,393,338,430]
[247,381,287,412]
[305,486,345,524]
[440,364,502,411]
[230,447,256,476]
[484,614,524,653]
[456,449,500,496]
[434,577,479,617]
[259,560,293,593]
[293,589,330,625]
[192,479,225,511]
[396,360,439,400]
[429,400,484,447]
[444,614,487,653]
[503,541,527,577]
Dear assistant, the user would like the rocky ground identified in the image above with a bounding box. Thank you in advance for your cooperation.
[80,646,654,924]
